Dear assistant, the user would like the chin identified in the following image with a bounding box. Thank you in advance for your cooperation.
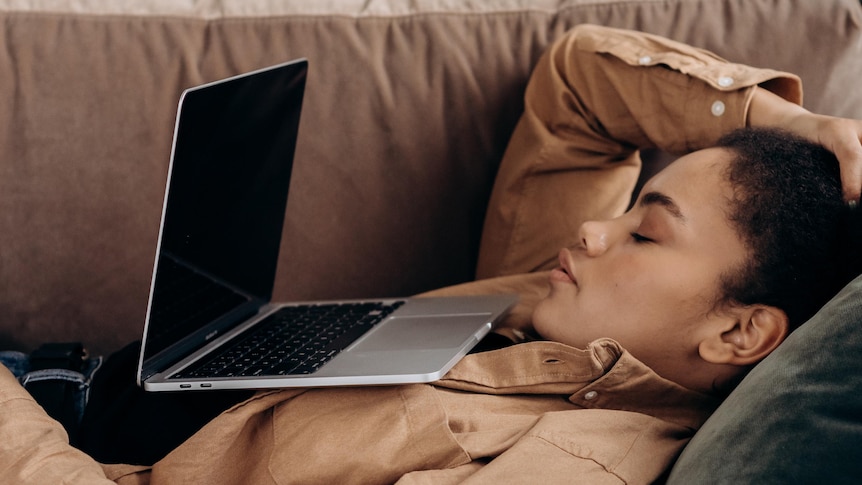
[530,301,571,343]
[529,301,553,339]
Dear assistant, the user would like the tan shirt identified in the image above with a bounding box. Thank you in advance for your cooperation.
[0,25,801,485]
[0,337,717,485]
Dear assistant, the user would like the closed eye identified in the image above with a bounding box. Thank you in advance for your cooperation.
[630,232,654,243]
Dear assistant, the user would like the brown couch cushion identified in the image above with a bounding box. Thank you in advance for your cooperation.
[1,0,861,354]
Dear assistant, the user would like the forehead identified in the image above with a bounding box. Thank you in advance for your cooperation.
[641,147,750,271]
[641,148,749,255]
[644,148,735,213]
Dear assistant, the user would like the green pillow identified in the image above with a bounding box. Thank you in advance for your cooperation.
[668,274,862,483]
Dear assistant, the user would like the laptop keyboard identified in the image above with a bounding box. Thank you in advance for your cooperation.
[172,300,404,379]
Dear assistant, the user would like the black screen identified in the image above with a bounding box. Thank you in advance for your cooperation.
[142,60,307,365]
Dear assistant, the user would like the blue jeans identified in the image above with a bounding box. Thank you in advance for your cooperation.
[0,350,103,430]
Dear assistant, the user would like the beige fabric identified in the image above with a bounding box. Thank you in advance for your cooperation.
[143,338,717,485]
[0,365,120,484]
[0,337,719,485]
[1,0,861,356]
[0,0,652,17]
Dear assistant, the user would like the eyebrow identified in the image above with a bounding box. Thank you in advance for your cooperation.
[639,191,687,224]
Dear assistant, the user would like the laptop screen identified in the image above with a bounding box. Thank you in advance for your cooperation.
[141,60,308,367]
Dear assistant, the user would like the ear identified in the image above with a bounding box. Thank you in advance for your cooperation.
[698,305,789,366]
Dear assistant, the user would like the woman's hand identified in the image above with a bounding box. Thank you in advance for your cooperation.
[748,87,862,204]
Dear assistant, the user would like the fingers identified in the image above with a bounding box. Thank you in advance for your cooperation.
[837,145,862,204]
[822,119,862,204]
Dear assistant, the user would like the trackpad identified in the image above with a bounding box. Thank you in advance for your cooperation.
[351,315,489,352]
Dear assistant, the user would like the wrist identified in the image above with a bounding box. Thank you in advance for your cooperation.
[747,86,810,130]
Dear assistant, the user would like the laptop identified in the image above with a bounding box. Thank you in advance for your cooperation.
[136,59,517,392]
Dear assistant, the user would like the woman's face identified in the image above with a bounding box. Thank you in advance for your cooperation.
[532,148,749,381]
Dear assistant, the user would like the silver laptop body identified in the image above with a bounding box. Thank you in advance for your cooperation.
[136,59,516,392]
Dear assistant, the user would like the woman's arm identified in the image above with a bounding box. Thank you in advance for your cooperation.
[477,25,803,279]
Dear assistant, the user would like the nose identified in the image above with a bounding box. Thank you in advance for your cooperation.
[578,220,611,257]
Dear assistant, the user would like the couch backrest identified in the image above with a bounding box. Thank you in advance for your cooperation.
[2,0,861,354]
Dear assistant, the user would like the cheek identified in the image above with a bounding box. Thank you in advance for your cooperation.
[599,258,653,300]
[626,264,721,321]
[600,257,707,318]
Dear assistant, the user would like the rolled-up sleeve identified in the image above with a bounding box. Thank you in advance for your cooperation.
[476,24,802,278]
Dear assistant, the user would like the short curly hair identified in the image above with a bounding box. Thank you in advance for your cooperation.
[715,127,861,330]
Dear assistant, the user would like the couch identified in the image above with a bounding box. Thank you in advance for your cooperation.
[1,0,861,481]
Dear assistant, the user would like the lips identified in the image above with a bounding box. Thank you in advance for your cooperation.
[550,248,578,286]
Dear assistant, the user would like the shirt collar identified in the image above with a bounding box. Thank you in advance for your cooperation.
[569,339,721,430]
[438,338,720,430]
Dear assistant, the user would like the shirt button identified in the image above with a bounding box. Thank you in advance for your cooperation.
[711,100,726,117]
[717,76,734,87]
[584,391,598,401]
[638,55,652,65]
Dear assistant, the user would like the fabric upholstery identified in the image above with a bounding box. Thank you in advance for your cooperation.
[1,0,861,355]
